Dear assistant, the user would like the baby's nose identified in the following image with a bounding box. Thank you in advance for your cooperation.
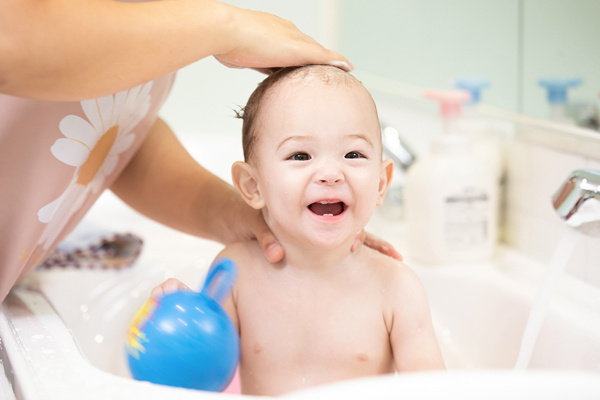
[314,160,344,185]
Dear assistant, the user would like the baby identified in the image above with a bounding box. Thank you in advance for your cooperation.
[154,65,445,395]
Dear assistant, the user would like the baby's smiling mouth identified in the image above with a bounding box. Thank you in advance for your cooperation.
[308,201,346,217]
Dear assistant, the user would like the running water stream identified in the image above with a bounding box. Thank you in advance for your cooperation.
[514,229,582,370]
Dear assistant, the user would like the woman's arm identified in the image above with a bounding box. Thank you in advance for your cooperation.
[0,0,351,101]
[111,118,284,261]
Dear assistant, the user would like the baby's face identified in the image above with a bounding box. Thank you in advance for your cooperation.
[249,79,392,250]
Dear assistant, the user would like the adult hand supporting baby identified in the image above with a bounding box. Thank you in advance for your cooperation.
[351,230,403,261]
[205,203,401,264]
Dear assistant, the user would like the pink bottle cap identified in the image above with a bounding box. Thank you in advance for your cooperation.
[423,89,471,119]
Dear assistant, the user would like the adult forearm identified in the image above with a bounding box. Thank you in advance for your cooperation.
[111,118,247,245]
[0,0,237,100]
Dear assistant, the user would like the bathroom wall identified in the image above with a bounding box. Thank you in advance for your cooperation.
[339,0,520,112]
[505,123,600,288]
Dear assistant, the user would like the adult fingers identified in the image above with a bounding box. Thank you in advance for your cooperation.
[351,230,403,261]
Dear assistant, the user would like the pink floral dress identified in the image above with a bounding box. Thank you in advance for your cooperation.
[0,73,175,302]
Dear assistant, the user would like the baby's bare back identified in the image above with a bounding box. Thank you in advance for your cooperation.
[224,244,399,396]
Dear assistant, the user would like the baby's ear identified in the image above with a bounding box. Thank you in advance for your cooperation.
[232,161,265,209]
[376,159,394,206]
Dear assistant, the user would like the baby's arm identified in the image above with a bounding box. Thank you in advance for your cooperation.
[387,264,445,372]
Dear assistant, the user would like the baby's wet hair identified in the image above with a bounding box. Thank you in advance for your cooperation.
[236,65,367,162]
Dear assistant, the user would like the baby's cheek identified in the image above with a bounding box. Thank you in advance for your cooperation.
[355,196,379,220]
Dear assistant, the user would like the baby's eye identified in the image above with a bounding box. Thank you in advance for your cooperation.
[289,152,311,161]
[345,151,366,159]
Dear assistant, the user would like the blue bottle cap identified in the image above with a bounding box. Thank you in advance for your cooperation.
[455,77,490,104]
[539,78,582,104]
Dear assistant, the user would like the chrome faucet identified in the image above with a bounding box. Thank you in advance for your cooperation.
[552,169,600,236]
[380,123,415,171]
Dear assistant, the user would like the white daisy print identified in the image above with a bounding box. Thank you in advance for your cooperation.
[37,82,153,249]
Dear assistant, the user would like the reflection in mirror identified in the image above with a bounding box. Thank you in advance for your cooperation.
[339,0,599,131]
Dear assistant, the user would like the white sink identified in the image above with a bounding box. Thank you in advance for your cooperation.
[1,132,599,399]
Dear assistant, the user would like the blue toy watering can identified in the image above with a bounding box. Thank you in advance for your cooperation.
[126,258,239,391]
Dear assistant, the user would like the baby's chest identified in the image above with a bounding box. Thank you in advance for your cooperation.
[237,293,391,369]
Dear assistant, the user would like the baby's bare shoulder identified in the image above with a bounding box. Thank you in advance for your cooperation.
[361,248,426,301]
[217,240,278,282]
[362,247,415,278]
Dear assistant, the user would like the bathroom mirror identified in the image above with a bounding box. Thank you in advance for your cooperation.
[338,0,600,130]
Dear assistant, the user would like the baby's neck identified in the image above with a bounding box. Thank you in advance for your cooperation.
[277,239,357,274]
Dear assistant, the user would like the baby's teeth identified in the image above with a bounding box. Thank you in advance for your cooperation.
[323,213,333,217]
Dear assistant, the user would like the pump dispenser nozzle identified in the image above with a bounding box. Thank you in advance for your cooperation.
[455,77,490,105]
[423,89,471,154]
[539,78,582,104]
[423,89,471,133]
[539,78,582,123]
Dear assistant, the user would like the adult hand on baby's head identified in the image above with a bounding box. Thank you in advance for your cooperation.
[351,230,403,261]
[214,8,352,74]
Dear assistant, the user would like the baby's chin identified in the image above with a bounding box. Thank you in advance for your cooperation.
[267,209,373,251]
[298,229,358,252]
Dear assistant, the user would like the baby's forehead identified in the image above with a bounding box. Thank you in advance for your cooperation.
[264,73,382,143]
[264,78,373,117]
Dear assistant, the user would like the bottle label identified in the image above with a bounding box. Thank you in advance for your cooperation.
[443,189,489,250]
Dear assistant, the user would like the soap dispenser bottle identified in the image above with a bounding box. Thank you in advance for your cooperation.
[539,78,582,124]
[455,77,507,240]
[454,77,503,181]
[404,90,497,264]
